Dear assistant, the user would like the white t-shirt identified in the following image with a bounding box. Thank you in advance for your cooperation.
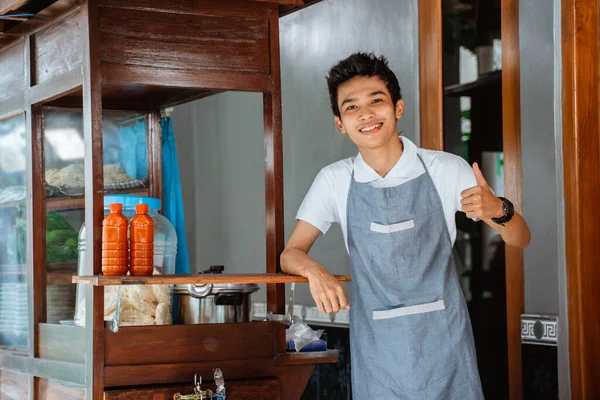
[296,136,478,252]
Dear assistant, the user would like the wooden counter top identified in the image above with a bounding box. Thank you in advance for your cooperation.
[278,349,339,366]
[72,273,351,286]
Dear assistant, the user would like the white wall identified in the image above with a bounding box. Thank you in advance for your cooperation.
[172,0,420,307]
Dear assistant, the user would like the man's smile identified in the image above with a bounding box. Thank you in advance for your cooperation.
[359,122,383,133]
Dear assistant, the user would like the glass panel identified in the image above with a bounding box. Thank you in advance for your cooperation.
[37,378,85,400]
[0,369,29,398]
[42,110,148,326]
[0,114,29,350]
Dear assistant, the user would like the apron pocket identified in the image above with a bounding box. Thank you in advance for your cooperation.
[370,219,415,233]
[372,299,445,320]
[372,300,455,391]
[367,219,420,275]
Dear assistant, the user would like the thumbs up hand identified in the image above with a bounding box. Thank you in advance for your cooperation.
[460,162,504,220]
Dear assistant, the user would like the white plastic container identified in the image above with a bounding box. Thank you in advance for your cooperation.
[74,195,177,326]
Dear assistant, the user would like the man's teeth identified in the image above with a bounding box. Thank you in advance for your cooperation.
[360,123,382,132]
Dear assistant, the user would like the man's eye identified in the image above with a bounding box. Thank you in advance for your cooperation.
[346,105,357,111]
[373,98,383,103]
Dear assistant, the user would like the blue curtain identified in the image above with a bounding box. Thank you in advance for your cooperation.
[117,117,190,275]
[117,121,148,181]
[161,117,190,274]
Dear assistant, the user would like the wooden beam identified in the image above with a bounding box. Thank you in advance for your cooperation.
[0,0,26,15]
[418,0,443,150]
[25,103,45,355]
[0,93,24,120]
[263,10,286,357]
[562,0,600,398]
[101,64,273,93]
[0,352,85,385]
[501,1,524,399]
[28,66,82,105]
[104,358,278,387]
[72,273,352,286]
[81,0,105,398]
[147,110,163,203]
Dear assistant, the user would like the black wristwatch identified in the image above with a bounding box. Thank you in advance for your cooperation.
[492,197,514,226]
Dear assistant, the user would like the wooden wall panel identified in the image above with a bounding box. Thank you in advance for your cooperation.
[32,12,82,85]
[104,322,276,366]
[99,0,275,19]
[562,0,600,398]
[98,7,271,74]
[0,41,24,102]
[37,378,86,400]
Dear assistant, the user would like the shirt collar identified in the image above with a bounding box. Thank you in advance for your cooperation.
[353,136,418,183]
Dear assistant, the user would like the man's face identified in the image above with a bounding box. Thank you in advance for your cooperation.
[334,76,404,152]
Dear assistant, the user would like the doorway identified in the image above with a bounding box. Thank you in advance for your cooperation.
[418,0,523,398]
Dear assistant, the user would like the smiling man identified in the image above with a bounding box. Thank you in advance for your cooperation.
[280,52,531,399]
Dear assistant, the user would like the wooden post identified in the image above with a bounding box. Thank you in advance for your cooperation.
[562,0,600,398]
[264,7,286,355]
[418,0,443,150]
[500,1,524,399]
[81,0,105,398]
[147,110,163,204]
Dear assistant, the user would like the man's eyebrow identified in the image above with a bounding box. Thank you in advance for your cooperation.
[340,91,387,107]
[340,97,357,107]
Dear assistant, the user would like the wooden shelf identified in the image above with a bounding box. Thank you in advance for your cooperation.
[0,187,149,211]
[73,273,352,286]
[443,70,502,97]
[47,187,149,211]
[278,350,339,366]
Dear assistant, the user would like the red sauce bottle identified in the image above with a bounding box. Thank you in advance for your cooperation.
[101,203,128,276]
[129,203,154,276]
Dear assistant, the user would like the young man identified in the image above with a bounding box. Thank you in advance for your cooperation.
[280,52,531,398]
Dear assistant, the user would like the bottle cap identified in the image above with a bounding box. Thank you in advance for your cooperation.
[136,203,149,213]
[109,203,122,212]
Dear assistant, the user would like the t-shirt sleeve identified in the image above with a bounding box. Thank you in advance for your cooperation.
[455,156,478,212]
[296,169,338,235]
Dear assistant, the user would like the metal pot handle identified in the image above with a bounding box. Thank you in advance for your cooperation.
[187,283,213,298]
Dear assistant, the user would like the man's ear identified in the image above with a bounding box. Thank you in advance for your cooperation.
[395,99,405,119]
[334,116,347,134]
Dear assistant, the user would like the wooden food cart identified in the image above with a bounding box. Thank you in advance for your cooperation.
[0,0,349,398]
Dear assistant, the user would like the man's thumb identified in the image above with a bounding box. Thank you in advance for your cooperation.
[473,162,488,187]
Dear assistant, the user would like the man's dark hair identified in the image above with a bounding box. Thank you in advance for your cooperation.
[326,52,402,118]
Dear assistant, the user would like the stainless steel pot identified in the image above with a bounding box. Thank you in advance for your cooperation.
[173,282,259,324]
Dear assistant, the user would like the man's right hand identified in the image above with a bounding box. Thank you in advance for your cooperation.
[306,265,350,314]
[280,220,350,314]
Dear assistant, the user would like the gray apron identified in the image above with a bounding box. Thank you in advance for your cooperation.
[347,155,484,399]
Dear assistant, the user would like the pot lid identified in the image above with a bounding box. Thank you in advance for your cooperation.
[172,283,260,297]
[172,265,260,297]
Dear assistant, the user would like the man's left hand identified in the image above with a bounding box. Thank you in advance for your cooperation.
[460,162,504,220]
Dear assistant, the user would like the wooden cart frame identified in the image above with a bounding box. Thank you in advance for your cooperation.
[0,1,346,398]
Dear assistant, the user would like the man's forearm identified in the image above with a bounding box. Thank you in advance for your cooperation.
[483,212,531,248]
[280,248,323,277]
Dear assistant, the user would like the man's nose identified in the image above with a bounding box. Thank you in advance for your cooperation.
[359,107,375,120]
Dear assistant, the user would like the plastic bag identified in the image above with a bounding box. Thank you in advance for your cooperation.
[285,318,324,352]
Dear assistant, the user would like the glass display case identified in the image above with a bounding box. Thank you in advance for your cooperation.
[0,114,28,350]
[42,110,149,326]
